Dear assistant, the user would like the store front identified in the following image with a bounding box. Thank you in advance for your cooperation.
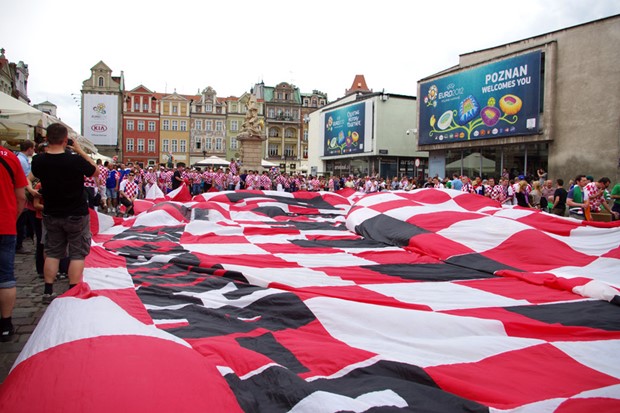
[325,156,427,180]
[444,142,548,180]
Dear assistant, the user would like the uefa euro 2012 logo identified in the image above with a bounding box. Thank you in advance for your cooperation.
[93,103,107,114]
[424,85,438,107]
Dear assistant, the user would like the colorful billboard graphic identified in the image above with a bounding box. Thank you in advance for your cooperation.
[419,51,541,145]
[83,93,119,145]
[323,102,366,156]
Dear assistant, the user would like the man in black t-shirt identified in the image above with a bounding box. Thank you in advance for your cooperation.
[31,123,98,303]
[172,162,185,190]
[551,178,568,216]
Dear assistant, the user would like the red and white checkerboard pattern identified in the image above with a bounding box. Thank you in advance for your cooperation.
[2,188,619,412]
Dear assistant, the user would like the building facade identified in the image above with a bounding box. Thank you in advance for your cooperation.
[418,14,620,184]
[0,48,30,103]
[308,75,427,179]
[159,91,194,167]
[122,85,160,166]
[81,61,123,160]
[190,87,227,166]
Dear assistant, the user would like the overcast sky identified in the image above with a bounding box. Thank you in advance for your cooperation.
[2,0,619,132]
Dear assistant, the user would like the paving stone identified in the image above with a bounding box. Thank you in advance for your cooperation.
[0,248,69,384]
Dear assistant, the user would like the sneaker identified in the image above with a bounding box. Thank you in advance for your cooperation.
[0,326,15,342]
[42,293,58,304]
[56,272,68,280]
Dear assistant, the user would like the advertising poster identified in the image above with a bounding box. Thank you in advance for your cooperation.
[419,51,541,145]
[83,93,119,145]
[323,102,366,156]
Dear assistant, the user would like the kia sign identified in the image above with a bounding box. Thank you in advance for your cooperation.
[83,93,119,145]
[91,124,108,133]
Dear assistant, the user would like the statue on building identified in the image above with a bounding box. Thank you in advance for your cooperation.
[238,94,264,139]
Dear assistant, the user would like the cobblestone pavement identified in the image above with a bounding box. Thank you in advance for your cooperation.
[0,239,69,384]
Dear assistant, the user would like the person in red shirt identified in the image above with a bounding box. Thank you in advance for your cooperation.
[0,146,28,341]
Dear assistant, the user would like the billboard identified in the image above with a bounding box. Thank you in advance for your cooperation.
[323,102,368,156]
[83,93,119,145]
[419,51,541,145]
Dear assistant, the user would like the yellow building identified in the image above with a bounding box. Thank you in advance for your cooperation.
[159,91,196,166]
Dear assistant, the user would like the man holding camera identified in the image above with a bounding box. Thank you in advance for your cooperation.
[31,123,98,303]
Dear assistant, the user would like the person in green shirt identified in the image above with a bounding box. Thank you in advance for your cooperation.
[567,175,588,219]
[610,181,620,219]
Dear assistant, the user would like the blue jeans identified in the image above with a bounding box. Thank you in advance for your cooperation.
[0,235,16,288]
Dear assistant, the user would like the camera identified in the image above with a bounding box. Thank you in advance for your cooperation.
[67,138,74,146]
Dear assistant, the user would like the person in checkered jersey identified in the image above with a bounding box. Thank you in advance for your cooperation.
[118,172,139,216]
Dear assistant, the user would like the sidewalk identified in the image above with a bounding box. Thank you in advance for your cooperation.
[0,240,68,384]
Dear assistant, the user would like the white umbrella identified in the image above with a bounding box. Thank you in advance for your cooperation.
[261,159,278,167]
[446,152,496,172]
[195,155,229,166]
[0,91,97,153]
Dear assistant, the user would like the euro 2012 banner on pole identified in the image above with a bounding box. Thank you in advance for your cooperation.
[419,51,542,145]
[83,93,119,146]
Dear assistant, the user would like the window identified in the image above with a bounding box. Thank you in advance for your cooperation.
[268,143,279,157]
[171,140,178,152]
[285,128,295,138]
[127,120,134,131]
[137,139,145,152]
[285,109,291,119]
[206,138,212,150]
[162,120,169,131]
[269,127,280,138]
[195,120,202,130]
[172,105,178,113]
[303,146,308,158]
[232,104,237,112]
[148,139,155,152]
[180,121,187,131]
[277,92,283,100]
[268,108,275,118]
[230,137,238,150]
[148,121,156,132]
[143,103,149,111]
[215,121,223,131]
[303,129,308,141]
[137,121,145,131]
[180,140,186,152]
[230,120,238,131]
[196,140,201,150]
[206,104,212,112]
[172,120,178,131]
[215,138,223,151]
[205,121,212,131]
[98,76,104,87]
[216,107,222,114]
[303,98,309,106]
[284,145,295,157]
[126,138,134,151]
[134,103,140,110]
[162,140,169,152]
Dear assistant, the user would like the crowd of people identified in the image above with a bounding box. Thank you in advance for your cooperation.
[91,159,620,223]
[2,129,620,342]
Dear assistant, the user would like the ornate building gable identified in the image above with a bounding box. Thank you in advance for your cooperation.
[83,61,121,92]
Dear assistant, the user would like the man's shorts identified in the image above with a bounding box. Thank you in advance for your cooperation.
[106,187,118,199]
[99,185,107,201]
[0,235,17,288]
[43,215,91,260]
